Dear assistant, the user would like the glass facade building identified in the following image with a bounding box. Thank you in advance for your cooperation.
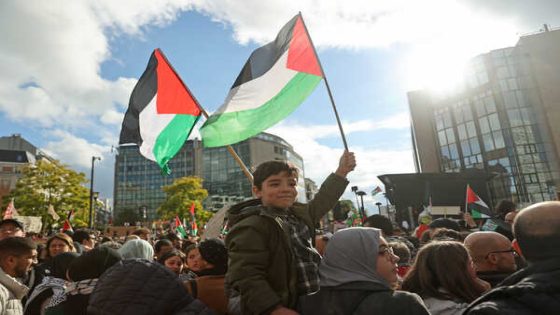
[409,28,560,208]
[113,132,305,223]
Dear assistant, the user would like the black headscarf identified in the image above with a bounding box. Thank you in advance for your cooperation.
[68,247,122,281]
[49,252,79,279]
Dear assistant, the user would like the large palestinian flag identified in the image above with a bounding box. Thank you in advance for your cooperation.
[119,49,201,174]
[200,13,323,147]
[466,185,492,219]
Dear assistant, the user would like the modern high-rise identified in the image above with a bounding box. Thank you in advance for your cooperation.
[409,26,560,207]
[113,132,305,223]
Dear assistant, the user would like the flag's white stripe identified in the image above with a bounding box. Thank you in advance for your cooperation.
[214,51,298,115]
[475,199,489,208]
[138,94,175,161]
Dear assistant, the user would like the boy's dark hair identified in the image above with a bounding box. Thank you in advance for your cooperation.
[132,228,150,237]
[154,239,173,253]
[363,214,394,236]
[157,249,186,265]
[73,229,93,243]
[253,160,299,189]
[496,200,516,219]
[0,237,36,260]
[389,240,411,265]
[431,228,464,242]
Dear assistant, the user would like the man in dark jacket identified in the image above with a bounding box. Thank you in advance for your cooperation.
[226,151,356,315]
[464,201,560,315]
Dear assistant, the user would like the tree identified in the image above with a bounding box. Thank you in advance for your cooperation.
[2,159,90,229]
[157,176,212,230]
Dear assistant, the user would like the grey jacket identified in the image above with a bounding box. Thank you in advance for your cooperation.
[0,267,29,315]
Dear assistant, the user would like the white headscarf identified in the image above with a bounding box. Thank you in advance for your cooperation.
[118,239,154,261]
[319,227,390,288]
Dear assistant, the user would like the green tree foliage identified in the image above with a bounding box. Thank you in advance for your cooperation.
[2,159,90,228]
[157,176,212,229]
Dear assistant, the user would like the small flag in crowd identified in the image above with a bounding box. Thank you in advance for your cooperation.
[175,216,187,238]
[189,202,198,236]
[466,185,492,219]
[47,204,60,221]
[371,186,383,196]
[3,199,16,219]
[200,13,323,147]
[63,210,74,232]
[119,48,202,174]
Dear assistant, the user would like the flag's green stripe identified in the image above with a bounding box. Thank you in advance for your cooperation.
[153,114,199,171]
[201,72,322,147]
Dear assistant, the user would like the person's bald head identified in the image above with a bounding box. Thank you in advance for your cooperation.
[514,201,560,262]
[464,231,516,272]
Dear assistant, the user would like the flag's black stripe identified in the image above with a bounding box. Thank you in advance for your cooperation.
[119,51,159,145]
[231,15,298,89]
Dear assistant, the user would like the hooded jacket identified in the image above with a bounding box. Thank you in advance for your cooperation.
[464,257,560,315]
[225,173,348,315]
[300,228,430,315]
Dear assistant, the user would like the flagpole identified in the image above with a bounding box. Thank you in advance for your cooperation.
[156,49,254,183]
[298,13,349,151]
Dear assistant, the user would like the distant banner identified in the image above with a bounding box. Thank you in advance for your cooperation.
[13,216,43,233]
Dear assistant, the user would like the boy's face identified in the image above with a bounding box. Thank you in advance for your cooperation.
[253,171,298,209]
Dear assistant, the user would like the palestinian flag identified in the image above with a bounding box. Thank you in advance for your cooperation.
[63,210,74,232]
[119,48,201,174]
[200,13,323,147]
[189,202,198,236]
[3,199,16,219]
[466,185,492,219]
[371,186,383,196]
[175,216,187,238]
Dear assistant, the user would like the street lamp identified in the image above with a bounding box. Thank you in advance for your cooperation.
[375,202,382,214]
[356,191,367,220]
[89,156,101,229]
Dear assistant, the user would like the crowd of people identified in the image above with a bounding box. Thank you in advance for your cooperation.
[0,150,558,315]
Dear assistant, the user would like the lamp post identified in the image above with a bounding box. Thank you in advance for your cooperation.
[375,202,382,214]
[356,191,367,221]
[89,156,101,229]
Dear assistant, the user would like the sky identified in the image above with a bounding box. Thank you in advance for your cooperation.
[1,0,559,214]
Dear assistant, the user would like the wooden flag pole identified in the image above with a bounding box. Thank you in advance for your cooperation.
[157,49,254,183]
[298,13,349,151]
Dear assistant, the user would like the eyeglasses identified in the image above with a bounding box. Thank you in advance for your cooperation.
[485,248,518,258]
[378,246,395,257]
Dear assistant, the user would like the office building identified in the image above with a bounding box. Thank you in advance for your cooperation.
[409,26,560,207]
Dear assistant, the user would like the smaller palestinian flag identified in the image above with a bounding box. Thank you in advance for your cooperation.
[3,199,16,219]
[189,203,198,236]
[466,185,492,219]
[371,186,382,196]
[201,13,323,147]
[175,216,187,238]
[63,210,74,232]
[119,48,201,174]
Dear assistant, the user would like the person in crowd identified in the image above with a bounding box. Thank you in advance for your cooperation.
[154,239,174,260]
[88,259,214,315]
[431,228,464,242]
[184,238,229,314]
[45,234,75,260]
[72,229,96,252]
[495,200,516,220]
[43,247,122,315]
[364,214,394,236]
[401,240,489,315]
[464,201,560,314]
[504,211,517,226]
[165,232,183,250]
[0,219,25,241]
[389,240,411,280]
[300,227,430,315]
[464,231,518,287]
[158,250,189,280]
[118,239,154,260]
[414,211,432,239]
[99,241,122,250]
[0,237,37,315]
[184,244,201,278]
[124,234,140,242]
[429,218,461,232]
[131,228,151,241]
[24,252,79,315]
[226,151,355,315]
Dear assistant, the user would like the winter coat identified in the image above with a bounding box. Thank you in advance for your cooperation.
[87,259,215,315]
[185,275,227,315]
[423,297,468,315]
[0,267,28,315]
[300,281,430,315]
[225,173,349,315]
[463,257,560,315]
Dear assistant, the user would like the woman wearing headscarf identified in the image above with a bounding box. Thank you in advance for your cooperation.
[300,227,430,315]
[43,247,122,315]
[118,239,154,260]
[24,252,79,315]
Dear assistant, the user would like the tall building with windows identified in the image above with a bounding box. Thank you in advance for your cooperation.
[409,26,560,207]
[113,132,305,223]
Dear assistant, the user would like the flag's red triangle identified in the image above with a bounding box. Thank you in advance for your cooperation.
[466,185,479,203]
[189,202,196,217]
[154,49,201,116]
[287,16,322,77]
[175,215,182,227]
